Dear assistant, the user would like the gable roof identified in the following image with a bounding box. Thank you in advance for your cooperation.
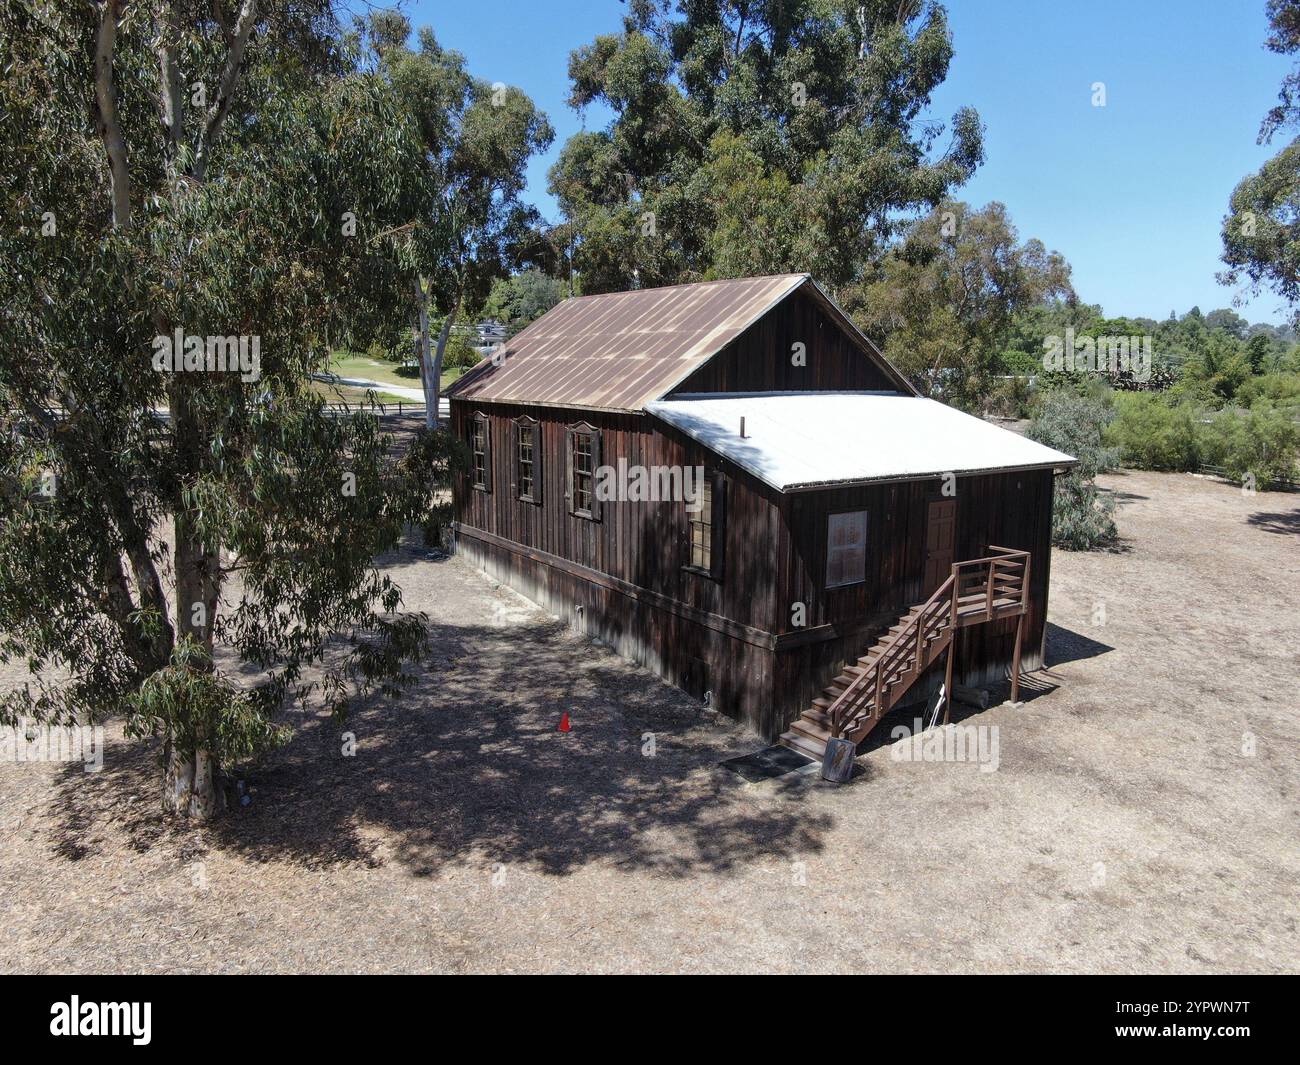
[446,273,915,412]
[646,393,1076,492]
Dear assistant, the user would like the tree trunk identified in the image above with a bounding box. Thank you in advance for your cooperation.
[415,277,436,430]
[163,741,226,817]
[430,295,461,432]
[94,1,132,230]
[166,383,225,818]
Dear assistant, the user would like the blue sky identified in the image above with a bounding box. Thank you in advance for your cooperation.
[403,0,1293,324]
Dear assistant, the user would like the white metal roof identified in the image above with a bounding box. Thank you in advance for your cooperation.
[646,393,1076,492]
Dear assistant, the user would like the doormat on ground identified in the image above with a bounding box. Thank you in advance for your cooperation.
[720,744,817,782]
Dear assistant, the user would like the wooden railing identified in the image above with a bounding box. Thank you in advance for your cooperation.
[954,546,1031,621]
[825,571,954,738]
[825,546,1031,741]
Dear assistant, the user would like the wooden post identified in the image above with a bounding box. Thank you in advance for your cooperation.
[943,638,955,726]
[949,565,960,630]
[913,611,924,673]
[1010,611,1025,704]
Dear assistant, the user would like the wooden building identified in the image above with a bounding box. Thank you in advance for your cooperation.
[448,274,1074,760]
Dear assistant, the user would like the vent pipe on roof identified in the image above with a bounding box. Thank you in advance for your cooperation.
[739,416,747,438]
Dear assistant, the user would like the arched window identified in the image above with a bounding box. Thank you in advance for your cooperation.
[565,422,600,520]
[514,415,541,504]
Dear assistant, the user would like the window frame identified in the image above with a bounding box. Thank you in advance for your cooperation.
[565,421,601,521]
[513,415,541,505]
[825,509,868,589]
[469,411,492,493]
[683,469,726,580]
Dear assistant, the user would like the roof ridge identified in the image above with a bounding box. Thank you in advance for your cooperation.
[562,273,809,302]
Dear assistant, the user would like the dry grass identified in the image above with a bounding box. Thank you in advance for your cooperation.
[1,469,1296,973]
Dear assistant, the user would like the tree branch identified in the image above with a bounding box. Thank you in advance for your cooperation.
[94,1,132,229]
[192,0,257,181]
[158,1,184,166]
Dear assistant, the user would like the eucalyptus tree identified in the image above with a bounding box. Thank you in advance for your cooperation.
[0,1,452,816]
[366,14,553,427]
[858,201,1074,403]
[1220,0,1300,327]
[550,0,984,293]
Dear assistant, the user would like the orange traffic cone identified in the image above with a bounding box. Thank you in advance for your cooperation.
[558,711,571,733]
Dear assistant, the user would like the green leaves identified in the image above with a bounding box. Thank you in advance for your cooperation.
[859,200,1074,404]
[1027,391,1119,551]
[1219,139,1300,329]
[0,2,459,782]
[1220,3,1300,327]
[374,22,553,315]
[551,1,984,293]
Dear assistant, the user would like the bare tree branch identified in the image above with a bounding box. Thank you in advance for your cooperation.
[94,1,132,229]
[192,0,257,181]
[158,1,184,166]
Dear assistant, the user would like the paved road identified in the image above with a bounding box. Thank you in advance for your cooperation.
[314,374,449,419]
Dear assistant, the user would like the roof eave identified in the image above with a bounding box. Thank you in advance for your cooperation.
[777,460,1078,493]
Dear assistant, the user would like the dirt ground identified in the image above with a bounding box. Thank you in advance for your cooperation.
[1,469,1296,974]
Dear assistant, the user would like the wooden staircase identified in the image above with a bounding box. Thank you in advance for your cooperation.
[779,547,1032,763]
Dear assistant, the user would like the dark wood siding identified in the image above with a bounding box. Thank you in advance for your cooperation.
[452,399,785,734]
[771,470,1056,727]
[449,285,1059,742]
[668,288,898,396]
[452,402,780,634]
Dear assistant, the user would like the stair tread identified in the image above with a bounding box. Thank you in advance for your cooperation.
[779,732,826,760]
[790,718,833,742]
[785,573,1026,755]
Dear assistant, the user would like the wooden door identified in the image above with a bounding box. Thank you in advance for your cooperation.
[923,499,957,595]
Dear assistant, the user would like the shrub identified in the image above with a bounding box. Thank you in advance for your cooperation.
[1200,401,1299,490]
[998,348,1041,375]
[1026,390,1118,550]
[1106,394,1202,471]
[985,375,1033,418]
[442,332,484,370]
[1235,372,1300,412]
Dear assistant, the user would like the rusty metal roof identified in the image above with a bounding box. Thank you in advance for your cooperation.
[447,273,905,413]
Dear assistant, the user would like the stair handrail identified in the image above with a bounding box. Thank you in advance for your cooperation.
[827,572,955,738]
[825,547,1032,741]
[953,547,1030,618]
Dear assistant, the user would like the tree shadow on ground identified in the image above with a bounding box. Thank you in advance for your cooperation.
[1247,507,1300,536]
[45,615,832,881]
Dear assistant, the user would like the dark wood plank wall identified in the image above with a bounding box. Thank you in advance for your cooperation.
[454,533,776,730]
[668,288,899,395]
[771,469,1056,725]
[452,401,780,633]
[451,400,785,733]
[447,283,1059,741]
